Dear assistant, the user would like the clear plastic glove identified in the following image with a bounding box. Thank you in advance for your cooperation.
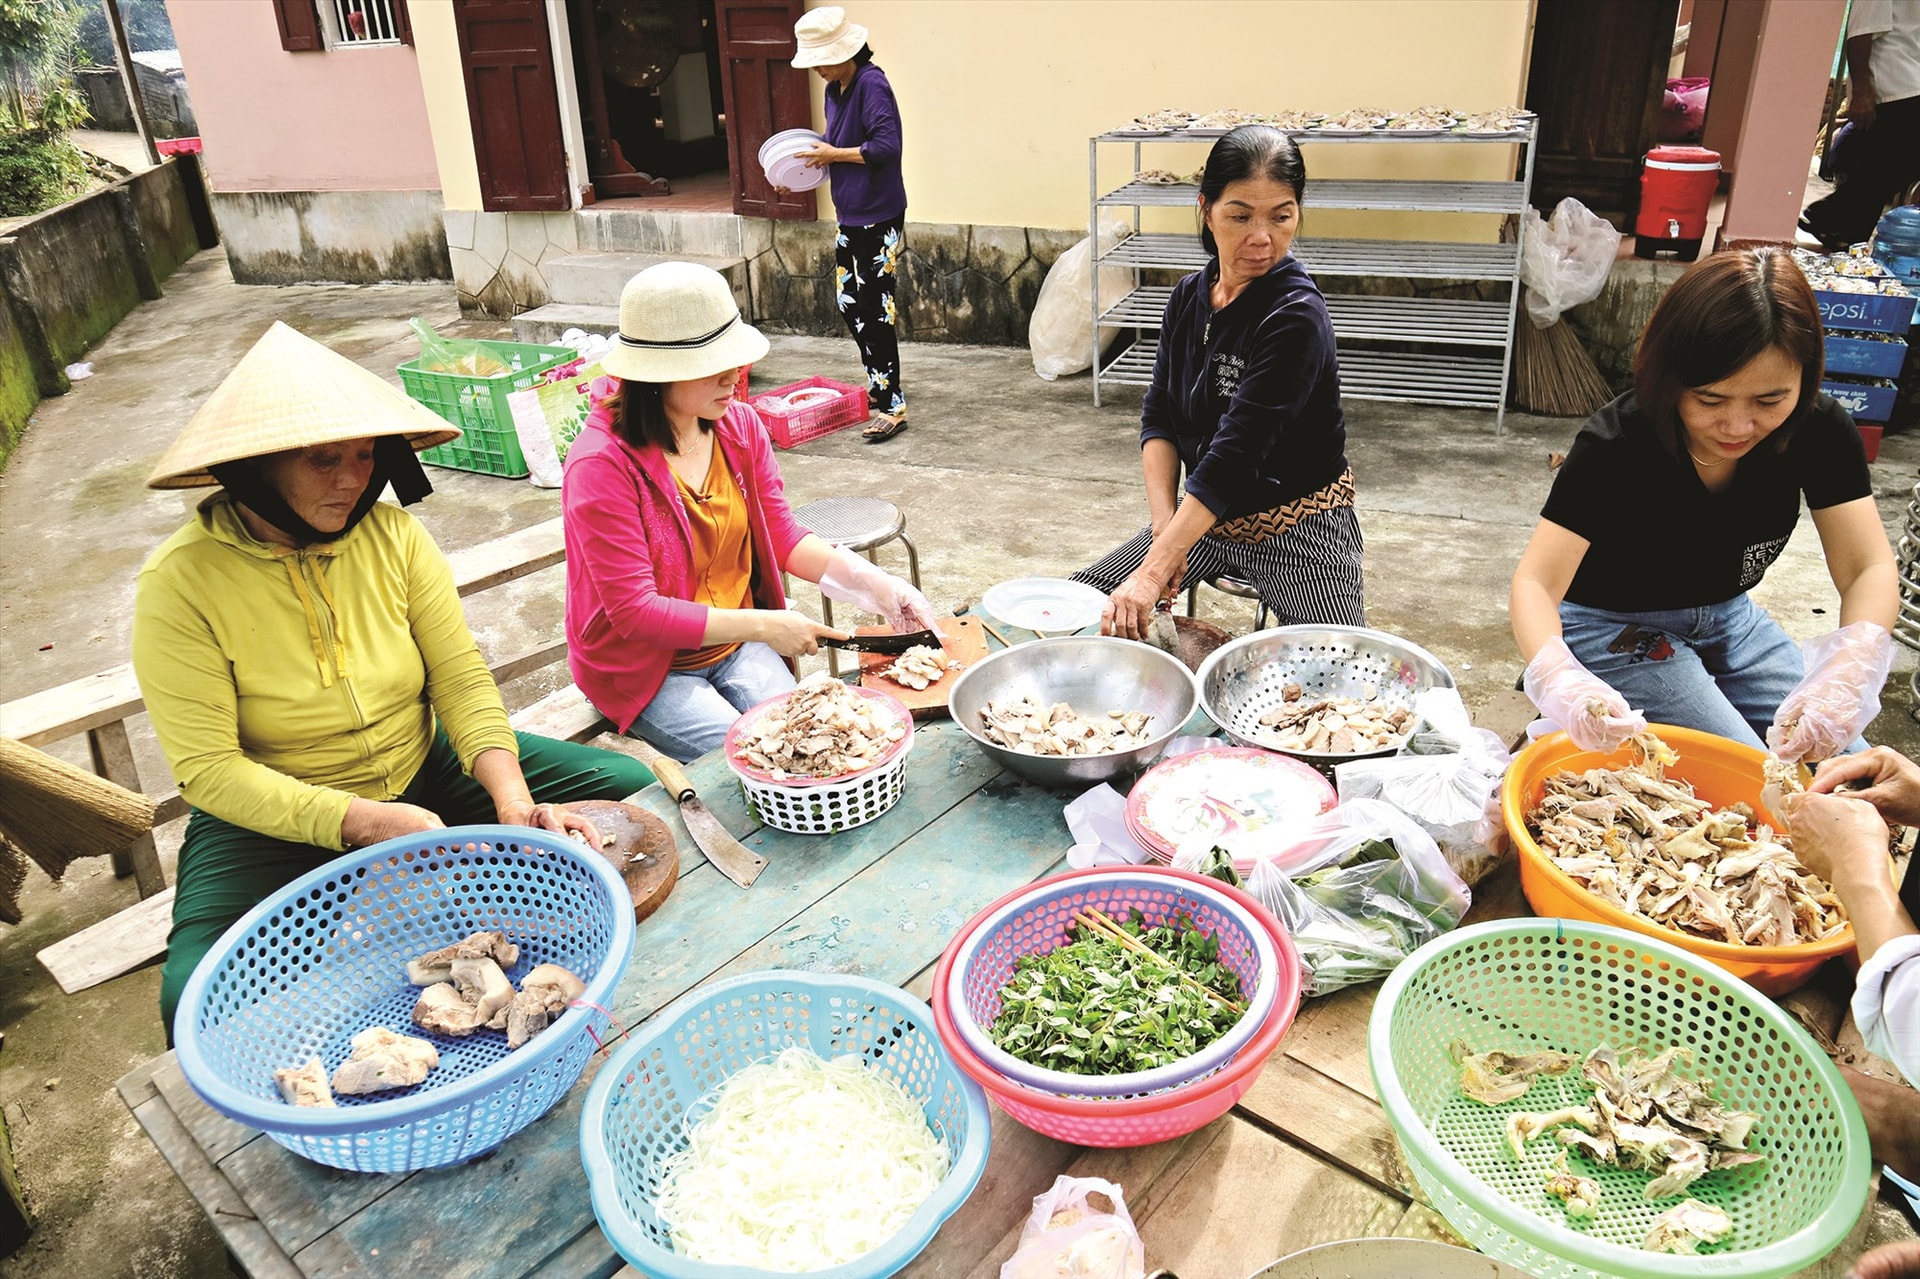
[817,549,940,635]
[1521,636,1647,752]
[1767,620,1895,763]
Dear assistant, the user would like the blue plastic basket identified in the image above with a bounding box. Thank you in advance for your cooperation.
[174,825,636,1172]
[579,970,992,1278]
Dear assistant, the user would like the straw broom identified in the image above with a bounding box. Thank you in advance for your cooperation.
[1511,288,1614,418]
[0,736,155,887]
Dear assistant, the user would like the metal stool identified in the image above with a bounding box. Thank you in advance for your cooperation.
[790,495,921,674]
[1185,573,1270,632]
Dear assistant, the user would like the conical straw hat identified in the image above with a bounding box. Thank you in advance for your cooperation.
[146,320,461,488]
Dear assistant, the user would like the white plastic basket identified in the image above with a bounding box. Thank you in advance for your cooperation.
[724,685,915,834]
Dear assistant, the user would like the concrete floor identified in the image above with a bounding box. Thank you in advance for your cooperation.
[3,247,1919,1277]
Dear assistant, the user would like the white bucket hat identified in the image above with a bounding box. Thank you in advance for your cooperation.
[599,262,770,385]
[791,6,867,69]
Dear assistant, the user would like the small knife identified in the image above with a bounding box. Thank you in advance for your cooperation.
[816,628,942,655]
[631,744,768,889]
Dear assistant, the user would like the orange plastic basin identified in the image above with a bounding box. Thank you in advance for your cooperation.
[1502,723,1851,996]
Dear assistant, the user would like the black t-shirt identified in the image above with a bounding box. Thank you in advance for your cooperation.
[1541,391,1872,612]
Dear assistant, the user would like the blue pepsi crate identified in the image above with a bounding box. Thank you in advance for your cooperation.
[1824,376,1899,423]
[1815,286,1916,335]
[1826,333,1909,379]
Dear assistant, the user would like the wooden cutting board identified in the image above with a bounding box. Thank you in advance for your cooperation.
[566,800,677,922]
[857,616,989,719]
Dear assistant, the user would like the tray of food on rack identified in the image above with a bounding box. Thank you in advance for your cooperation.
[1383,106,1458,135]
[1311,108,1391,135]
[1110,108,1195,137]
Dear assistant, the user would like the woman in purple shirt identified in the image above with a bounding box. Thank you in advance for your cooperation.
[791,6,910,442]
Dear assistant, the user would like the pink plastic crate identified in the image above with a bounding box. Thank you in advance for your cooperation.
[750,376,870,448]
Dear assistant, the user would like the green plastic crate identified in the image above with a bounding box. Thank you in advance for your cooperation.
[396,340,574,477]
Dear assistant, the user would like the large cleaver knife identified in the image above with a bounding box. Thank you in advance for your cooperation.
[816,628,942,654]
[631,744,768,889]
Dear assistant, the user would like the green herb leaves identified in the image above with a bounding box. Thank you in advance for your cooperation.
[988,911,1245,1076]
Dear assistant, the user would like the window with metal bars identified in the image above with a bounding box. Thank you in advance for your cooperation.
[324,0,405,47]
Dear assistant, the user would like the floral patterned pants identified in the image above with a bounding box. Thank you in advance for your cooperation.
[833,218,906,417]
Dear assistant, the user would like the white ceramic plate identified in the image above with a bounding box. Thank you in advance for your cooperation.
[763,152,825,192]
[757,128,821,166]
[981,577,1108,633]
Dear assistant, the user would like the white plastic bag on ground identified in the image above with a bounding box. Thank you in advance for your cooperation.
[1030,220,1137,381]
[1519,198,1623,328]
[505,384,564,488]
[1000,1176,1145,1279]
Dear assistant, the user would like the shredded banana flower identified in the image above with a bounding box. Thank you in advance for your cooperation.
[655,1046,950,1270]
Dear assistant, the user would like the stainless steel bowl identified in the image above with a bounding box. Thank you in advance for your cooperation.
[1197,625,1454,765]
[948,637,1199,788]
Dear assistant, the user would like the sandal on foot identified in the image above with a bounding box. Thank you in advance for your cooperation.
[863,413,908,442]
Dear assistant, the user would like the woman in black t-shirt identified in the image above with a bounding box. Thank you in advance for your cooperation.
[1509,249,1896,761]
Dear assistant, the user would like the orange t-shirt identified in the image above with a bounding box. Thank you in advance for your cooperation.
[671,447,755,671]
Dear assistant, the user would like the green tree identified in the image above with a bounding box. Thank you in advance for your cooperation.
[0,0,91,217]
[76,0,176,65]
[0,0,89,133]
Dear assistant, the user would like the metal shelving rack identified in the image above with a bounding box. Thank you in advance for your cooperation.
[1089,121,1538,431]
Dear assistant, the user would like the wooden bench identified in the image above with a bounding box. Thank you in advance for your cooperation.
[5,516,618,993]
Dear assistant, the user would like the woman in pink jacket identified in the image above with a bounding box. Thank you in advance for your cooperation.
[563,263,936,761]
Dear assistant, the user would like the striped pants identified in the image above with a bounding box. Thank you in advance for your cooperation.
[1072,504,1366,627]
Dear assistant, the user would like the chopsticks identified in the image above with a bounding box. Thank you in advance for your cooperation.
[1071,906,1246,1014]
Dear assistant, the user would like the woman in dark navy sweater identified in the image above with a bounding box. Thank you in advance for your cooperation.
[1074,126,1363,638]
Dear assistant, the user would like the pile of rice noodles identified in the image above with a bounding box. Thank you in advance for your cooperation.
[655,1046,951,1269]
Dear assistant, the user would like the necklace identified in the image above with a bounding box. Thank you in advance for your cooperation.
[1686,448,1733,469]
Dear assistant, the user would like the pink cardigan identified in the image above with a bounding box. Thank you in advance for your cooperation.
[562,400,809,733]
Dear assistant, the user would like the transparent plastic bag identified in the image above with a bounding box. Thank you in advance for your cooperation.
[1000,1176,1146,1279]
[408,317,509,376]
[1030,221,1137,381]
[1518,199,1623,328]
[1243,799,1469,996]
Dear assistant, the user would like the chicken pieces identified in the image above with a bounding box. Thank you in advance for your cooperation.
[978,696,1154,757]
[1527,733,1844,947]
[1644,1200,1732,1254]
[1255,683,1415,754]
[879,645,953,692]
[1452,1039,1579,1106]
[331,1027,440,1095]
[274,1057,335,1108]
[734,672,907,778]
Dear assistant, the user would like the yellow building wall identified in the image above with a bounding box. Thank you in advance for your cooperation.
[409,0,482,212]
[814,0,1536,239]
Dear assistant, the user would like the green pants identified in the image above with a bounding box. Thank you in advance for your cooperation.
[159,729,653,1040]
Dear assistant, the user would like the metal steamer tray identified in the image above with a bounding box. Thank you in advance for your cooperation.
[1196,625,1455,765]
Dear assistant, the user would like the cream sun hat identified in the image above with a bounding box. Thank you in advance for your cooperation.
[599,262,770,385]
[790,5,867,69]
[146,321,459,489]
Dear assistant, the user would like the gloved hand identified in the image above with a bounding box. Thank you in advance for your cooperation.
[1521,636,1647,752]
[818,550,940,636]
[1767,620,1895,763]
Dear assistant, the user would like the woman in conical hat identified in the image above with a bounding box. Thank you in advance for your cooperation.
[134,322,654,1039]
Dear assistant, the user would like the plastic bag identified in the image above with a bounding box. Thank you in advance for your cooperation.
[1243,799,1469,996]
[408,317,509,376]
[1339,688,1513,886]
[1518,199,1623,328]
[1030,221,1138,381]
[1000,1176,1145,1279]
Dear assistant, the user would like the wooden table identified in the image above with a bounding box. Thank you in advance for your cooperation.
[116,723,1875,1278]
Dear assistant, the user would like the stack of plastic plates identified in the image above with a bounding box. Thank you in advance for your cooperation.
[758,127,826,192]
[1123,746,1335,872]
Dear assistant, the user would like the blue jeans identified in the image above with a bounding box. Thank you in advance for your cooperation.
[1559,595,1808,750]
[630,641,796,762]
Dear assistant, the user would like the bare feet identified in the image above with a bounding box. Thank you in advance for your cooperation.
[1843,1065,1920,1182]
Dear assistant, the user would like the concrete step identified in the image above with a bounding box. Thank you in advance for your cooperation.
[512,302,618,345]
[579,207,766,259]
[544,250,746,307]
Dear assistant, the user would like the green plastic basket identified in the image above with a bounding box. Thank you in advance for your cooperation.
[396,340,574,477]
[1369,919,1869,1279]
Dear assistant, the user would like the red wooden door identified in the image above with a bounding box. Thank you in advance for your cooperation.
[715,0,812,219]
[453,0,571,212]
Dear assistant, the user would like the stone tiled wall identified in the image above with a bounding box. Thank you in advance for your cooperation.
[444,210,575,316]
[748,220,1083,344]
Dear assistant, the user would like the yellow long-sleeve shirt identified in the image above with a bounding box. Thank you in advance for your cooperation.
[131,495,519,850]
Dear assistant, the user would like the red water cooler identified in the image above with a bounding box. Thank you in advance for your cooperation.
[1634,146,1721,260]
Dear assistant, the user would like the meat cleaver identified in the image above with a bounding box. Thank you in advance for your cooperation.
[629,744,768,889]
[815,629,942,654]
